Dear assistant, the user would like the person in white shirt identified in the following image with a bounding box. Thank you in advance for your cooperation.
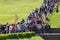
[9,25,12,34]
[27,19,32,26]
[16,24,22,32]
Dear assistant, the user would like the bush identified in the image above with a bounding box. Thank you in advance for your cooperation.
[7,34,18,39]
[18,32,35,39]
[0,32,35,39]
[0,34,7,40]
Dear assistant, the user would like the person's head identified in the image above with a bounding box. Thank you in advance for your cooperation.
[32,10,35,13]
[12,24,15,26]
[6,22,8,25]
[36,8,38,10]
[17,22,20,24]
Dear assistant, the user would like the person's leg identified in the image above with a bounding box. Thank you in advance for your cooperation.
[9,30,11,34]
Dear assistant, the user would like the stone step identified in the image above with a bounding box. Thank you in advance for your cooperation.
[40,33,60,40]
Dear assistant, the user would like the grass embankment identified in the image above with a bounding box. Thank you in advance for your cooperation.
[0,0,43,24]
[47,4,60,28]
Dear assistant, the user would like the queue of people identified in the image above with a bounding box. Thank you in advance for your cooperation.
[0,0,59,34]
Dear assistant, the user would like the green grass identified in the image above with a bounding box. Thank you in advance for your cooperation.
[0,0,60,28]
[0,0,43,24]
[47,4,60,28]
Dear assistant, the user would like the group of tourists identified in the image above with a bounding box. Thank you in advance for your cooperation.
[0,0,59,34]
[40,0,58,20]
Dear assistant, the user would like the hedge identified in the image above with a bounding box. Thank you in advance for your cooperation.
[0,32,35,40]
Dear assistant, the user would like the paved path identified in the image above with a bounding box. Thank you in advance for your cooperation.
[40,33,60,40]
[40,33,60,35]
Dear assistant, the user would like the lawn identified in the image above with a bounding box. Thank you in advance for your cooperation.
[0,0,60,28]
[0,0,43,24]
[47,4,60,28]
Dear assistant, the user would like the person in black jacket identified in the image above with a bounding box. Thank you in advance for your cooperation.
[33,24,42,34]
[1,25,6,33]
[45,24,51,33]
[20,19,25,24]
[56,5,59,13]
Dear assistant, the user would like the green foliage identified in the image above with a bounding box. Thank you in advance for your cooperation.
[0,34,7,40]
[7,34,18,39]
[45,3,60,28]
[47,5,60,28]
[18,32,35,39]
[0,32,35,40]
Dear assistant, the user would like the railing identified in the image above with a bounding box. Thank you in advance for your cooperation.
[50,28,60,33]
[40,28,60,40]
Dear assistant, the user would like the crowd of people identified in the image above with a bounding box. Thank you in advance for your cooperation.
[40,0,58,20]
[0,0,59,34]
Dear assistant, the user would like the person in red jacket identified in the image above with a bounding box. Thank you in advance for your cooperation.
[12,24,16,33]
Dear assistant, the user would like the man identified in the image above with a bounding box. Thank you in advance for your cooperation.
[0,25,2,34]
[16,23,22,32]
[20,19,25,24]
[41,13,46,23]
[1,25,6,34]
[35,8,39,17]
[12,24,16,33]
[44,0,49,4]
[9,25,12,33]
[15,15,18,24]
[33,24,42,34]
[45,24,51,33]
[27,17,32,26]
[56,5,59,13]
[31,10,35,17]
[23,24,28,32]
